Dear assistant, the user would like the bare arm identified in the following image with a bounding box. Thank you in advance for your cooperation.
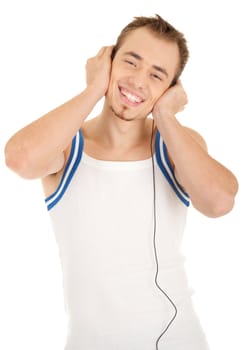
[152,81,238,218]
[4,46,114,179]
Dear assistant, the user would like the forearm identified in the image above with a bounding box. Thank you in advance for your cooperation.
[155,114,238,217]
[5,86,100,179]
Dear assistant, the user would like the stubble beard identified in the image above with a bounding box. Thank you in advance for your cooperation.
[110,105,135,122]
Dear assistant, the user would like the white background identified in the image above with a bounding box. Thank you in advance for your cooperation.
[0,0,244,349]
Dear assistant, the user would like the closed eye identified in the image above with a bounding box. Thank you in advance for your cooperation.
[151,73,162,81]
[125,59,136,67]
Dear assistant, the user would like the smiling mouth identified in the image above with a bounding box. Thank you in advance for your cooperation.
[119,87,144,106]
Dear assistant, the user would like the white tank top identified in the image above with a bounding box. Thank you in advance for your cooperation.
[45,130,209,350]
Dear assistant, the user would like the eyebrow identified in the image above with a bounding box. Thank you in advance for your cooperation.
[124,51,169,78]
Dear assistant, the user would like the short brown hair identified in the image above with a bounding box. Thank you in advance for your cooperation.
[112,14,189,85]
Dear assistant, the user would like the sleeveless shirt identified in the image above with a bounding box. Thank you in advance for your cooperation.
[45,129,209,350]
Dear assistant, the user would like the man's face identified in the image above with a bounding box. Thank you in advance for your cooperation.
[106,27,180,121]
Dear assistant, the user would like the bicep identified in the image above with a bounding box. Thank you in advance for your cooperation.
[41,145,72,197]
[170,127,208,191]
[45,141,73,176]
[184,127,208,151]
[45,152,66,176]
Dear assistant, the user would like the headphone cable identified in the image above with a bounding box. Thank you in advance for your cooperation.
[150,119,178,349]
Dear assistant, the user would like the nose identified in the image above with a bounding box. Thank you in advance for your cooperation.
[128,68,147,90]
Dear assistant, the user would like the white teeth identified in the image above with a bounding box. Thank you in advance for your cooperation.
[121,89,142,103]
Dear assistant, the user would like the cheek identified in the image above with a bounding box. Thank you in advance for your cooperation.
[107,68,121,93]
[107,76,117,98]
[149,88,165,105]
[152,82,170,100]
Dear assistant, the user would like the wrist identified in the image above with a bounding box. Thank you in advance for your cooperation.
[85,84,105,103]
[153,109,176,122]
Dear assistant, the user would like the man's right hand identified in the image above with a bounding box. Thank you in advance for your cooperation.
[4,46,115,180]
[86,46,114,99]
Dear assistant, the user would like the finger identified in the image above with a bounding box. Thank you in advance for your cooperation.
[176,79,182,87]
[97,45,114,57]
[106,45,115,54]
[97,46,107,56]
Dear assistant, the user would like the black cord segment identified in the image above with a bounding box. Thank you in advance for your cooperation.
[150,120,178,350]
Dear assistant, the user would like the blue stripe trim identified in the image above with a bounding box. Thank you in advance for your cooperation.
[155,130,190,207]
[45,130,83,211]
[162,139,175,176]
[162,141,189,198]
[45,135,77,203]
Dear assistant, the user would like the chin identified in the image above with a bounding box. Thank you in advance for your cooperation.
[110,105,132,121]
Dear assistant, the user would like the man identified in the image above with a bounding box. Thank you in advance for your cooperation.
[5,14,238,350]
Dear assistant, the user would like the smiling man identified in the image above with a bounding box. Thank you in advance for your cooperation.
[5,14,238,350]
[106,27,178,122]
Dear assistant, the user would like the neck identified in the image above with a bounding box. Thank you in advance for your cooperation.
[96,104,151,150]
